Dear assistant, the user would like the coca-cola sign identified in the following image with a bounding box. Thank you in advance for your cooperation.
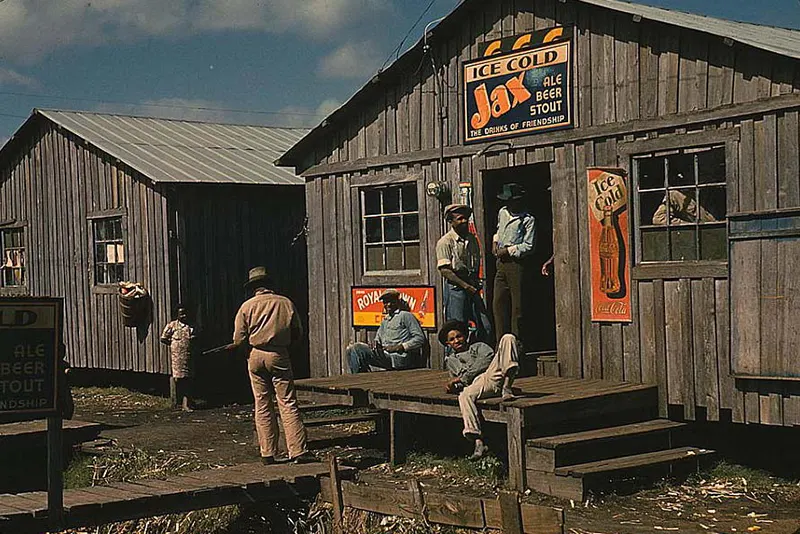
[586,169,632,323]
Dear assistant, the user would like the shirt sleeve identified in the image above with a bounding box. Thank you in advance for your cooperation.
[493,208,505,244]
[460,343,495,385]
[233,306,248,346]
[445,354,466,377]
[436,236,453,268]
[400,313,426,352]
[508,214,536,258]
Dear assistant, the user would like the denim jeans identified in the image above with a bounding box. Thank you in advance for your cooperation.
[346,342,415,373]
[443,283,493,343]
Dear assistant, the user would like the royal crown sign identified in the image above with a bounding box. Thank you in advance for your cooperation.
[463,32,572,144]
[351,287,436,329]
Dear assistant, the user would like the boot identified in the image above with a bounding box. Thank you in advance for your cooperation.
[470,438,489,460]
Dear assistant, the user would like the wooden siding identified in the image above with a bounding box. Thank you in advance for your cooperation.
[173,184,309,378]
[0,121,172,374]
[295,0,800,427]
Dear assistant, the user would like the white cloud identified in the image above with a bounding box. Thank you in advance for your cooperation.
[318,42,382,80]
[0,0,392,63]
[275,98,343,128]
[0,68,39,89]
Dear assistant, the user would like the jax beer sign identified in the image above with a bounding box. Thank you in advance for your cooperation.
[463,37,572,144]
[351,286,436,329]
[0,298,62,420]
[586,169,632,323]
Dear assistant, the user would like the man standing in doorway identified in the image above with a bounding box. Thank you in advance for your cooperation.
[232,266,314,465]
[346,289,426,373]
[436,204,492,343]
[492,183,536,344]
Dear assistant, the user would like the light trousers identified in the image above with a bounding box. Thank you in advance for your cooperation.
[458,334,520,437]
[247,348,308,459]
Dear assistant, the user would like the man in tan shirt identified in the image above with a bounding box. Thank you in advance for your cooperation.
[232,266,313,464]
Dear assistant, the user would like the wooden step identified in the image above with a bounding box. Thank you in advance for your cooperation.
[526,419,686,472]
[303,411,382,427]
[528,446,714,501]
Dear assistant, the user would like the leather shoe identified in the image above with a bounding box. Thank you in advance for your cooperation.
[260,456,275,465]
[292,452,317,464]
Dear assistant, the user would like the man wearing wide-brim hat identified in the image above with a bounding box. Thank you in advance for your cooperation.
[231,266,314,464]
[435,204,492,343]
[345,288,426,373]
[492,183,536,345]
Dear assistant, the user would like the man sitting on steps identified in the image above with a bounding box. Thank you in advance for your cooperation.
[439,320,519,460]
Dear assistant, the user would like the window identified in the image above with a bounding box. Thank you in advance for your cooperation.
[361,183,420,272]
[93,217,125,285]
[1,227,25,288]
[634,146,727,262]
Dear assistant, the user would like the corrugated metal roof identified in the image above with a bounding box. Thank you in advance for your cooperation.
[584,0,800,60]
[277,0,800,167]
[37,109,308,185]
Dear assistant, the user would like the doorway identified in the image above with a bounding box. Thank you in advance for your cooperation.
[482,163,556,354]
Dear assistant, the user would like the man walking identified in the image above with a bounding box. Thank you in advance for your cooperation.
[439,320,519,459]
[232,266,314,465]
[492,183,536,344]
[346,289,426,373]
[436,204,492,343]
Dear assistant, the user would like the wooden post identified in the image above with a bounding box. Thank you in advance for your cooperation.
[328,456,344,534]
[390,410,408,465]
[170,377,178,408]
[499,491,523,534]
[506,407,526,491]
[46,415,64,529]
[407,478,426,521]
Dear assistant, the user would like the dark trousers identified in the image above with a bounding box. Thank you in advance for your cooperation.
[492,259,526,344]
[443,283,493,343]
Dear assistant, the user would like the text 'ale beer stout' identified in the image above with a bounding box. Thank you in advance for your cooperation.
[598,206,621,294]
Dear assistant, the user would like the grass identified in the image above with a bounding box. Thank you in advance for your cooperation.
[72,386,172,412]
[405,451,506,486]
[696,459,796,492]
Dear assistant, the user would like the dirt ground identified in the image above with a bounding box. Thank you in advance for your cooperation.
[70,388,800,534]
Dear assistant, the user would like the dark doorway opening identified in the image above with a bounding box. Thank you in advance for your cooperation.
[482,163,556,355]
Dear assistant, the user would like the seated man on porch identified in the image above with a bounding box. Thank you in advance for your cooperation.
[347,289,426,373]
[439,320,519,459]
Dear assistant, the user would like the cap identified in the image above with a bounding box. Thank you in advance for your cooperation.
[497,182,526,201]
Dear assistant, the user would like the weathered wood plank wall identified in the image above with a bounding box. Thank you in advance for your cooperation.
[296,0,800,426]
[0,122,172,373]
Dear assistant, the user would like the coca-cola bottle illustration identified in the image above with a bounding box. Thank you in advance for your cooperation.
[598,206,621,295]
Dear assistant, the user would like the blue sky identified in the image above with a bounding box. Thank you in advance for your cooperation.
[0,0,798,144]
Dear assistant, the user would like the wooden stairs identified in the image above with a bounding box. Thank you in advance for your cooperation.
[525,417,715,501]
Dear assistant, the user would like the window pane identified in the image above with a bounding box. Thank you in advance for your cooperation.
[698,147,725,184]
[667,153,694,187]
[112,220,123,239]
[113,264,125,283]
[698,186,726,222]
[641,228,669,261]
[637,157,665,190]
[402,215,419,240]
[401,184,418,211]
[96,265,107,285]
[700,225,727,260]
[366,246,383,271]
[384,216,402,242]
[386,244,404,270]
[668,189,699,224]
[95,243,107,264]
[383,187,401,214]
[365,218,382,243]
[670,228,697,261]
[364,190,381,215]
[96,221,108,240]
[641,191,668,226]
[404,244,420,270]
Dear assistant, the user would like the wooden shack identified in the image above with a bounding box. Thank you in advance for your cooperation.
[0,110,309,389]
[277,0,800,427]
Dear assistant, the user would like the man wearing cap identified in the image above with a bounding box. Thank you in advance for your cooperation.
[346,289,426,373]
[436,204,492,342]
[492,182,536,344]
[232,266,314,465]
[438,320,519,459]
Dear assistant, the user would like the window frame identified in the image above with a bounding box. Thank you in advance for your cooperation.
[619,130,738,279]
[89,213,127,289]
[359,181,422,275]
[0,223,28,295]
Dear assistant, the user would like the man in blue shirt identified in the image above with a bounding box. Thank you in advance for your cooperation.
[492,182,536,344]
[440,320,519,459]
[347,289,426,373]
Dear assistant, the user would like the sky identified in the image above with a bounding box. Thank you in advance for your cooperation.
[0,0,799,145]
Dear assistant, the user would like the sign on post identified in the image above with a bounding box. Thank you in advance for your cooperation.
[0,298,62,420]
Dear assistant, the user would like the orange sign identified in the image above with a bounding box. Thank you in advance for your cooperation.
[351,287,436,329]
[586,168,632,322]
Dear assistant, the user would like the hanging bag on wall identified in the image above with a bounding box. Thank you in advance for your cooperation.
[118,281,149,327]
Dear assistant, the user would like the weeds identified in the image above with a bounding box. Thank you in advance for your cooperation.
[406,451,505,486]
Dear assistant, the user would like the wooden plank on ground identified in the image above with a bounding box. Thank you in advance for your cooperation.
[484,498,564,534]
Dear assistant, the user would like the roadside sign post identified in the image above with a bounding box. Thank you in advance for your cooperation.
[0,298,64,528]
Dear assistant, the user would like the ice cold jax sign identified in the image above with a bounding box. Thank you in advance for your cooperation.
[0,302,59,416]
[463,40,572,144]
